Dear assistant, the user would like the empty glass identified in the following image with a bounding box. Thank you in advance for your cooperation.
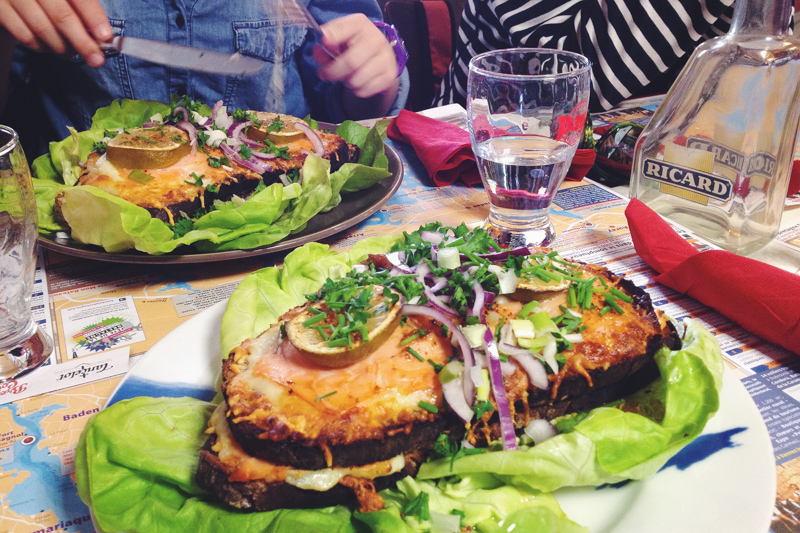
[0,125,52,382]
[468,48,591,247]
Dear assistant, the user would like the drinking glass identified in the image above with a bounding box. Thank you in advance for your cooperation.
[0,125,52,382]
[468,48,591,247]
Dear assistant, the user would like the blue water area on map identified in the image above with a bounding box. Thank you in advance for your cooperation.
[660,427,746,472]
[5,403,92,527]
[157,281,199,293]
[107,376,217,406]
[597,427,747,490]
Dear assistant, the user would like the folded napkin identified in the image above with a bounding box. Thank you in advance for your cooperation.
[626,198,800,356]
[387,109,595,187]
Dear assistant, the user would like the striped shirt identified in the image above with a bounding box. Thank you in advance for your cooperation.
[433,0,735,111]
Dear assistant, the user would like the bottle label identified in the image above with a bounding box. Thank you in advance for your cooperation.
[642,158,734,201]
[686,137,776,179]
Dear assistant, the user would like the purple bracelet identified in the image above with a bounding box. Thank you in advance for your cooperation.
[373,21,408,78]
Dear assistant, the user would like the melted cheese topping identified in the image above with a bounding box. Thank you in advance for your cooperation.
[226,315,451,445]
[493,268,663,400]
[209,402,404,486]
[78,149,262,210]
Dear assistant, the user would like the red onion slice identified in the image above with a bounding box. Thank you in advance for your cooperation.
[468,247,531,262]
[471,281,485,318]
[250,149,277,160]
[228,121,247,139]
[420,230,445,245]
[211,100,223,120]
[172,106,189,123]
[294,122,325,156]
[220,142,273,174]
[442,375,473,423]
[483,328,519,451]
[504,350,549,390]
[402,304,475,402]
[176,120,197,154]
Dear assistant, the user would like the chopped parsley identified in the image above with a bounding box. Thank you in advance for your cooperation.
[266,117,285,133]
[184,172,204,187]
[170,218,195,238]
[472,400,494,420]
[430,433,486,472]
[207,155,230,168]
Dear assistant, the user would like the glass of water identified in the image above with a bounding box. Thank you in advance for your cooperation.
[468,48,591,247]
[0,125,52,382]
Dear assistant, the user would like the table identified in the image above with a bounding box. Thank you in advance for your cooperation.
[0,135,796,533]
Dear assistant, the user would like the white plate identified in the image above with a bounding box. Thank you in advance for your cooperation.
[107,300,776,533]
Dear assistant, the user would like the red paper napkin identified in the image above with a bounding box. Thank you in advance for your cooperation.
[626,198,800,356]
[387,109,595,187]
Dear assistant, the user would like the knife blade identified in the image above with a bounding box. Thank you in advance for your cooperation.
[99,36,264,76]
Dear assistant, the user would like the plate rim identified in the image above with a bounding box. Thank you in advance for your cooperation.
[37,142,403,264]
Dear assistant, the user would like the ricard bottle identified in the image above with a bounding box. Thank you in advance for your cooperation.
[629,0,800,255]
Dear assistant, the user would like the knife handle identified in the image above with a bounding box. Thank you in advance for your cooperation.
[98,36,123,52]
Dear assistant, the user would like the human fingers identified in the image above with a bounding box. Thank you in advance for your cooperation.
[318,14,397,95]
[39,0,109,65]
[339,52,397,98]
[0,0,48,52]
[1,0,108,66]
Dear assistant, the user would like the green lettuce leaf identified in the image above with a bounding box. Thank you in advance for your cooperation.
[76,396,360,533]
[32,178,70,232]
[76,397,586,533]
[417,320,723,491]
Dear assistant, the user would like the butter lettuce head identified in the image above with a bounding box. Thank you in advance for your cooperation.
[75,239,724,533]
[31,99,391,255]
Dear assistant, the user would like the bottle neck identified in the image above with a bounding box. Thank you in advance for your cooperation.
[729,0,793,36]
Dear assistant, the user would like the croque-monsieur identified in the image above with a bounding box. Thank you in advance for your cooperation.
[58,104,357,226]
[197,225,678,512]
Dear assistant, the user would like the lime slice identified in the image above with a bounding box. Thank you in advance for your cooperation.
[106,126,191,169]
[246,112,308,144]
[286,286,403,367]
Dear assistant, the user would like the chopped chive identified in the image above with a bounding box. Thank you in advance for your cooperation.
[599,305,611,316]
[598,276,608,288]
[408,347,424,361]
[604,295,625,314]
[582,285,594,309]
[302,313,327,327]
[400,332,421,346]
[309,307,324,315]
[608,287,634,303]
[427,358,444,372]
[495,315,506,339]
[567,284,577,308]
[311,325,329,340]
[326,337,351,347]
[315,391,337,402]
[418,401,439,414]
[532,269,551,282]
